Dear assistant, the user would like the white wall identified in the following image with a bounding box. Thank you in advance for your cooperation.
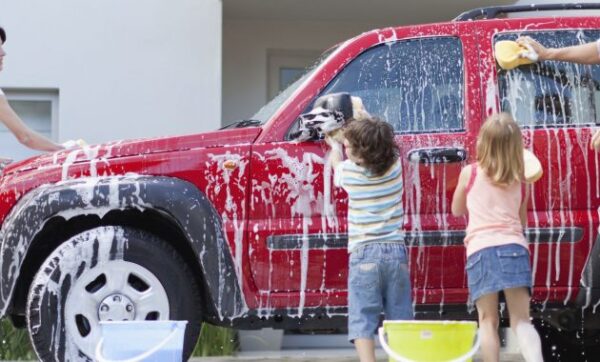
[0,0,222,145]
[222,18,381,124]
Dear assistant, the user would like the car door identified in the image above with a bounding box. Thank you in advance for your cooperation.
[316,29,482,305]
[478,19,600,304]
[248,24,482,313]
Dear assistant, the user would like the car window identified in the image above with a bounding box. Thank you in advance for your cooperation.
[314,37,464,134]
[252,47,338,124]
[497,30,600,127]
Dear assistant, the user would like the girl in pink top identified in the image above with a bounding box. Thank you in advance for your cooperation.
[452,113,543,362]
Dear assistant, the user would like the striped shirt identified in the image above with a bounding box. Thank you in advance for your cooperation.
[334,159,405,252]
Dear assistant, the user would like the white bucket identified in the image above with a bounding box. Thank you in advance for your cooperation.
[95,320,188,362]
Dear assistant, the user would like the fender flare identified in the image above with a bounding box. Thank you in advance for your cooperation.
[0,175,245,319]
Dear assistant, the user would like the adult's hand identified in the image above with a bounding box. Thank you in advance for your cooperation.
[62,139,87,149]
[516,36,550,61]
[517,36,600,64]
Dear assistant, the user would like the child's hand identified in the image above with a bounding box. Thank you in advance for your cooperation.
[325,134,343,168]
[325,134,341,149]
[591,129,600,151]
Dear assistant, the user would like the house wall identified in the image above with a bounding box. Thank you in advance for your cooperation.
[222,18,381,125]
[0,0,222,148]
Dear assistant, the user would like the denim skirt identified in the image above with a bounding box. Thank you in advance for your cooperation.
[466,243,532,303]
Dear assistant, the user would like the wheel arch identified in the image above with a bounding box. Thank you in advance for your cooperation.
[0,175,245,323]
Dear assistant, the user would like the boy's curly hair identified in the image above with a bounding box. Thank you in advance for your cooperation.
[343,117,399,176]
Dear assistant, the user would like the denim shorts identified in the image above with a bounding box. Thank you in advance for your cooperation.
[348,242,413,342]
[466,243,532,303]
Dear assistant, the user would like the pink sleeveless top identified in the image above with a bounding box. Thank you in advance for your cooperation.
[464,164,528,257]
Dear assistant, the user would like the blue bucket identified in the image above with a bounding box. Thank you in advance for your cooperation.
[95,320,187,362]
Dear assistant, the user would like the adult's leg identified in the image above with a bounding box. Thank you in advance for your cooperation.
[476,292,500,362]
[504,287,543,362]
[354,338,376,362]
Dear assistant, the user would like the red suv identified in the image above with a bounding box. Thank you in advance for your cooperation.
[1,4,600,361]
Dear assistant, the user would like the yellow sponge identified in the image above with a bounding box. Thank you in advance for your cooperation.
[524,148,543,183]
[495,40,538,70]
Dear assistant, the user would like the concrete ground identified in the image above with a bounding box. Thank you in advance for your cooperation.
[190,326,527,361]
[190,348,525,361]
[189,326,527,362]
[0,348,525,362]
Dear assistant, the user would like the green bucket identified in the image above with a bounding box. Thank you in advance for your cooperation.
[378,320,480,362]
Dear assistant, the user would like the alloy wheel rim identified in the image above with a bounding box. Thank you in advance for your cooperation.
[64,260,169,357]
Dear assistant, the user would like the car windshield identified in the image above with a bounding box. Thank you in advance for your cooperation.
[251,47,338,124]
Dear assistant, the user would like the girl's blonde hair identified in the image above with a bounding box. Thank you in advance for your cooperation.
[476,112,524,185]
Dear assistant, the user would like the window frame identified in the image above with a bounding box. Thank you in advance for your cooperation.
[0,88,59,160]
[495,30,600,129]
[267,49,323,101]
[3,88,59,139]
[285,35,466,139]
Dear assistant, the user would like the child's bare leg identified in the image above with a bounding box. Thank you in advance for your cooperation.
[354,338,376,362]
[476,293,500,362]
[504,287,543,362]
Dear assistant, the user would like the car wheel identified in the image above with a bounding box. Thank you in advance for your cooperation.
[26,226,202,362]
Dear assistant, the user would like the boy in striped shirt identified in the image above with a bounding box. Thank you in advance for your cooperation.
[326,117,413,362]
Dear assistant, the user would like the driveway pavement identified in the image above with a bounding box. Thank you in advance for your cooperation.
[190,348,525,361]
[0,349,525,362]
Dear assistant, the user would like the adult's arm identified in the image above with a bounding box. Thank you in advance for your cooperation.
[517,37,600,151]
[517,36,600,64]
[0,96,63,152]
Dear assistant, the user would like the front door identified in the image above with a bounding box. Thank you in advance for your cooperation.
[248,23,483,313]
[316,27,482,305]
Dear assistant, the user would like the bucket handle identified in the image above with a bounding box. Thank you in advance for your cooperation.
[95,325,181,362]
[377,326,481,362]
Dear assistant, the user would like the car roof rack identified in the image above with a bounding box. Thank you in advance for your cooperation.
[454,3,600,21]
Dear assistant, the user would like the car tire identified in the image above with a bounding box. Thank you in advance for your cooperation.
[26,226,202,362]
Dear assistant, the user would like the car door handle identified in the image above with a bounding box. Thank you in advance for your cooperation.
[407,147,467,164]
